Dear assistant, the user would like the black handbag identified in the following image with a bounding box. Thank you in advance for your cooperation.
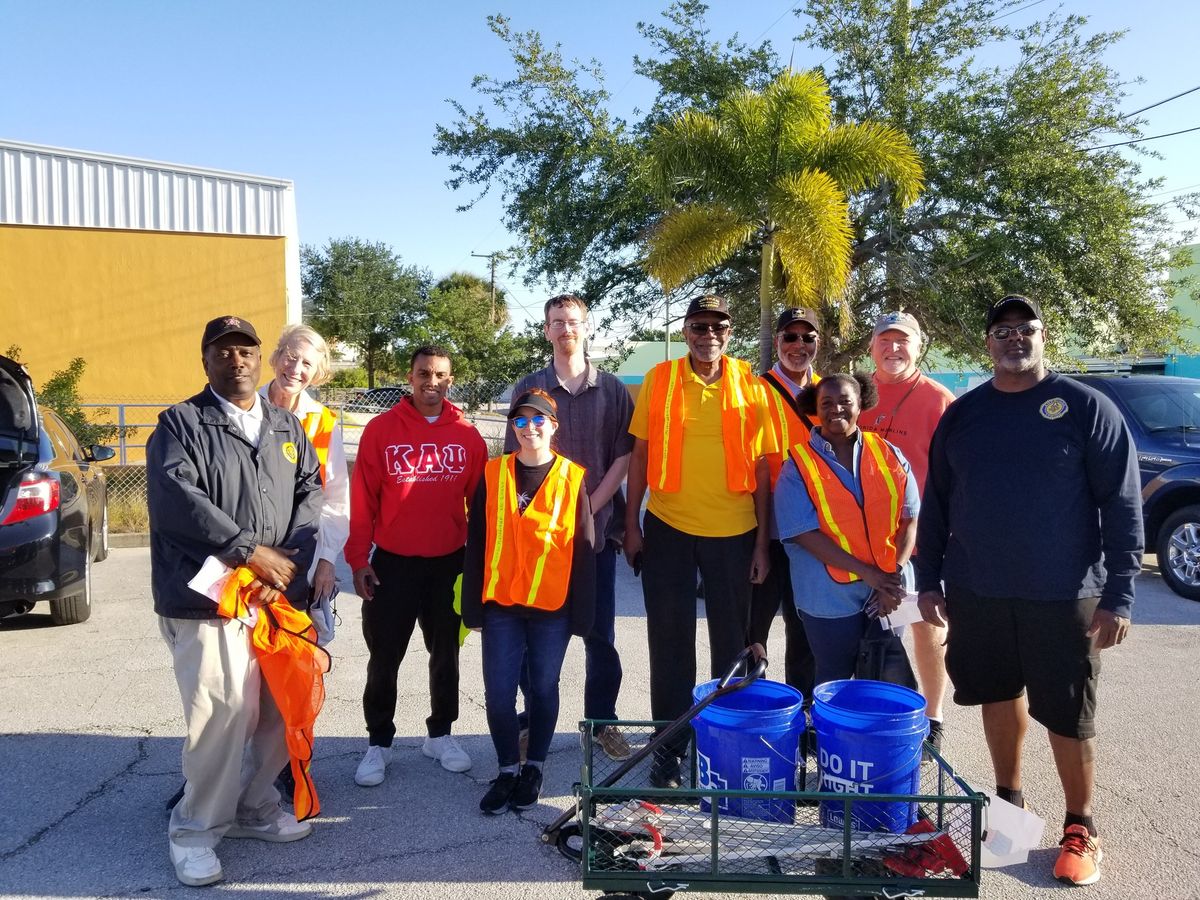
[855,627,918,689]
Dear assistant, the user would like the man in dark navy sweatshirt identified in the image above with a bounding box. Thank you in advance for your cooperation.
[916,295,1142,889]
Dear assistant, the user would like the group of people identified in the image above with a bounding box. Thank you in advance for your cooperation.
[148,289,1142,890]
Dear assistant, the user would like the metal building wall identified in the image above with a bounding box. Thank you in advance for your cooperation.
[0,139,301,319]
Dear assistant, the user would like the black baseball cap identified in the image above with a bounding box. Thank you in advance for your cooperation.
[508,390,558,421]
[683,295,731,322]
[985,295,1043,330]
[776,307,820,332]
[202,315,261,348]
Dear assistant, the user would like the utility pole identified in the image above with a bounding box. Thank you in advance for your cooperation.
[471,251,500,323]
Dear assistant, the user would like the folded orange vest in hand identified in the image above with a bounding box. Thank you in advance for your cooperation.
[218,567,332,821]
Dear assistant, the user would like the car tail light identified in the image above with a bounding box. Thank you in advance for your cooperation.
[2,473,61,525]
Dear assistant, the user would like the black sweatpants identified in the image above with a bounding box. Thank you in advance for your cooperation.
[640,511,754,753]
[361,547,464,745]
[747,538,816,701]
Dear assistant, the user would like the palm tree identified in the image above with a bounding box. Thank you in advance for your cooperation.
[644,70,923,370]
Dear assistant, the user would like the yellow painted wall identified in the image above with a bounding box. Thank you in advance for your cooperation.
[0,224,288,401]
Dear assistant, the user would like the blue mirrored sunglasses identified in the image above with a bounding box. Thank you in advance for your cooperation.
[512,415,549,428]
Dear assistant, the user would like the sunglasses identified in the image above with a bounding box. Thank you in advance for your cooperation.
[780,332,818,344]
[988,322,1043,340]
[512,415,549,428]
[686,322,731,336]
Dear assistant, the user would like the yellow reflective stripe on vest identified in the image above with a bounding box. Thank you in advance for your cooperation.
[656,358,683,489]
[791,443,858,579]
[768,390,790,454]
[863,432,901,529]
[526,457,570,604]
[485,458,510,599]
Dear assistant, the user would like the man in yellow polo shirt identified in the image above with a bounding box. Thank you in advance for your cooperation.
[624,294,775,788]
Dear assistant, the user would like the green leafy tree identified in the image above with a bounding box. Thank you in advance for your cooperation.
[407,273,546,409]
[645,69,923,370]
[4,346,120,447]
[798,0,1196,366]
[435,3,778,352]
[436,1,1197,371]
[302,238,429,387]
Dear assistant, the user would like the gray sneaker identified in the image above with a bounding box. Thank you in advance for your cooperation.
[354,744,392,786]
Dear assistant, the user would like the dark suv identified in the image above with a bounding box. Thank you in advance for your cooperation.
[1073,375,1200,601]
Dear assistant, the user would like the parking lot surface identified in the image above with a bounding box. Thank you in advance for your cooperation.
[1,549,1198,899]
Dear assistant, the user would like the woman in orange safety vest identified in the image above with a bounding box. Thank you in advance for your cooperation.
[261,324,349,643]
[462,388,595,816]
[773,373,921,687]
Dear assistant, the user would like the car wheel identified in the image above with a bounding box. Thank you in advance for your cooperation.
[50,545,93,625]
[1157,504,1200,601]
[94,502,110,562]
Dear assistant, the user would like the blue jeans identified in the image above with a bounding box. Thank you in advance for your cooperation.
[482,605,572,767]
[584,545,621,721]
[799,610,905,687]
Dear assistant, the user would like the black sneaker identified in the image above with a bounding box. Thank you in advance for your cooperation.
[509,764,543,811]
[923,720,945,763]
[649,753,681,790]
[480,772,518,815]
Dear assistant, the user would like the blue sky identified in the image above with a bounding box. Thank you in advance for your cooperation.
[5,1,1197,328]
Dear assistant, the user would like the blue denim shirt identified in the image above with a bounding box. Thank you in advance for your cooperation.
[774,427,920,618]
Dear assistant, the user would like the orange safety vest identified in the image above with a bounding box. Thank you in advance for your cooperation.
[761,370,821,487]
[217,568,331,821]
[301,405,338,487]
[482,453,585,612]
[788,431,908,584]
[646,356,763,494]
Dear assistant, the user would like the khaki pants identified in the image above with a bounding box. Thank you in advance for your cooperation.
[159,615,289,848]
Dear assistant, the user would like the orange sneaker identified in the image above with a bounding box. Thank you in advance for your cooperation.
[1053,824,1103,886]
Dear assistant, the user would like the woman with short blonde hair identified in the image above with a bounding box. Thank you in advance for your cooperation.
[261,323,349,641]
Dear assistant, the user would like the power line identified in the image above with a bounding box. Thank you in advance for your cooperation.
[991,0,1049,21]
[1083,124,1200,151]
[1120,85,1200,121]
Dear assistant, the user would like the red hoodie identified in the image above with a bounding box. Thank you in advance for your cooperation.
[345,397,488,568]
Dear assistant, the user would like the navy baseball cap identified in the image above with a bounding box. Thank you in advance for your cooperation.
[776,307,820,332]
[683,295,731,321]
[202,315,261,348]
[985,295,1043,330]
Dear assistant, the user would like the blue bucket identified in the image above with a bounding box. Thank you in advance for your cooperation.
[691,677,805,823]
[812,679,928,833]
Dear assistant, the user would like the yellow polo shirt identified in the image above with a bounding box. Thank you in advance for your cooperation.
[630,360,775,537]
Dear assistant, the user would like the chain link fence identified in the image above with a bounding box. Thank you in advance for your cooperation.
[84,385,514,533]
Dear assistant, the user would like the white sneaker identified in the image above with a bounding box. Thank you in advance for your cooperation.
[355,744,392,786]
[422,734,472,773]
[225,810,312,843]
[169,840,223,886]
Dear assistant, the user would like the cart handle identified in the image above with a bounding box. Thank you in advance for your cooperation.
[542,646,768,845]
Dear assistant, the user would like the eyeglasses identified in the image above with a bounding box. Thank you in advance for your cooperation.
[780,332,818,344]
[988,322,1043,340]
[686,322,731,336]
[512,415,549,428]
[548,319,585,332]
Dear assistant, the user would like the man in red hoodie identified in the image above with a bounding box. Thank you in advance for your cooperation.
[345,345,488,787]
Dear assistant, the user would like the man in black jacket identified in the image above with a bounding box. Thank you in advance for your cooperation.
[148,315,323,887]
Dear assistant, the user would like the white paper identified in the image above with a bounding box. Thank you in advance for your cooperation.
[979,793,1046,868]
[187,555,233,602]
[880,592,923,631]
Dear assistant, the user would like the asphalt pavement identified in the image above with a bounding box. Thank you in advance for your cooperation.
[1,549,1198,899]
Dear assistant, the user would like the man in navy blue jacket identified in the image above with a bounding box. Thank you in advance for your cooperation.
[148,315,323,888]
[916,295,1142,889]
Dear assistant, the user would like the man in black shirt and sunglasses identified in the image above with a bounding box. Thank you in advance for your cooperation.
[916,294,1142,887]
